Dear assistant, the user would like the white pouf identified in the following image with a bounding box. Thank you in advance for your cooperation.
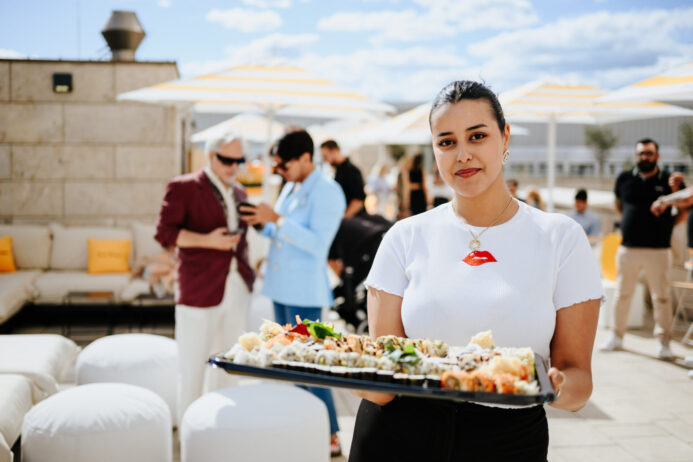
[76,333,177,424]
[181,384,329,462]
[21,383,171,462]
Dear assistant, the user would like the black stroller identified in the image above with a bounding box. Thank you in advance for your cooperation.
[329,214,392,334]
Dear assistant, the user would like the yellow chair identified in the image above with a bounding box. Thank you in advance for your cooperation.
[600,232,622,282]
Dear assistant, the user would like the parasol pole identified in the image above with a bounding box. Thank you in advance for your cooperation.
[263,105,276,202]
[546,113,557,213]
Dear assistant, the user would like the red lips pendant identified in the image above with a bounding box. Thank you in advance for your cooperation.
[462,250,497,266]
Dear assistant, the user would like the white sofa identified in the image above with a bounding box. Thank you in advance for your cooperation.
[0,222,165,325]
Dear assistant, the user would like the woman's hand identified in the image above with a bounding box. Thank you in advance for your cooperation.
[548,367,567,399]
[352,390,395,406]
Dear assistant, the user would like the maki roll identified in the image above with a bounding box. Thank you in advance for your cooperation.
[316,350,339,366]
[375,370,395,383]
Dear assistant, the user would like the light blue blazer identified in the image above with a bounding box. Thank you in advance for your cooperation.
[260,168,346,307]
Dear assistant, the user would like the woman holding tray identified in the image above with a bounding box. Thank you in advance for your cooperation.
[349,81,603,461]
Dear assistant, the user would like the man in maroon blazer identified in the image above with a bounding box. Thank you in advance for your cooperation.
[155,132,255,424]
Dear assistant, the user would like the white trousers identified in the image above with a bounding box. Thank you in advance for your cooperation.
[175,269,251,424]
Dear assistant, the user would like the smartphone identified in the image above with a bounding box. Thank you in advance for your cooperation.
[224,230,242,236]
[237,201,257,216]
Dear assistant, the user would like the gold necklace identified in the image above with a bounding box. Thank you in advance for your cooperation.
[456,196,514,251]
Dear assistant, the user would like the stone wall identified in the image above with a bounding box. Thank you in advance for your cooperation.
[0,59,180,225]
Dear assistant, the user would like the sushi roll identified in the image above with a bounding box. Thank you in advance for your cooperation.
[361,367,377,381]
[342,352,363,368]
[316,350,339,366]
[424,374,442,388]
[408,374,425,387]
[277,344,300,362]
[393,373,409,385]
[360,355,379,369]
[377,356,397,372]
[330,366,348,379]
[223,344,245,361]
[315,364,331,375]
[376,370,395,383]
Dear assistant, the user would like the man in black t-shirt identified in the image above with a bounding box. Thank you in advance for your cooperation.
[320,139,366,218]
[601,138,683,360]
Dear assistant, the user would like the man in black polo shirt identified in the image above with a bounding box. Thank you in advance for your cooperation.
[601,138,683,359]
[320,140,366,217]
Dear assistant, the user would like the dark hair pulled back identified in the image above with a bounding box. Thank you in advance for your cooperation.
[429,80,506,133]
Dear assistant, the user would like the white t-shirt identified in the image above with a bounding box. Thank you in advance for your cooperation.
[365,200,604,360]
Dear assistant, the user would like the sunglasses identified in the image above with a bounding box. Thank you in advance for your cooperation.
[272,158,295,171]
[215,153,246,165]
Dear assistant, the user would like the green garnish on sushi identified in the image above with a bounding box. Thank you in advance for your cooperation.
[302,319,342,340]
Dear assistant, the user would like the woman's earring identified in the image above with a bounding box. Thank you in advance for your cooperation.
[502,150,510,165]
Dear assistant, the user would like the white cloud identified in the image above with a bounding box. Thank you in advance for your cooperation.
[241,0,292,8]
[181,33,318,76]
[157,0,171,7]
[205,8,282,32]
[467,8,693,90]
[317,0,538,43]
[0,48,24,59]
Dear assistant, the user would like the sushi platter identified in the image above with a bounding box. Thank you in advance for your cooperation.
[209,319,556,406]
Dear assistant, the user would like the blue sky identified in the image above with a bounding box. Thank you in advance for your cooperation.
[2,0,692,102]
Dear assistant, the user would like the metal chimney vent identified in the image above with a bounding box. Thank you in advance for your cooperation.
[101,10,146,62]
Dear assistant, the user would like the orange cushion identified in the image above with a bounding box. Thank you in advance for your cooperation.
[87,238,131,274]
[0,236,17,272]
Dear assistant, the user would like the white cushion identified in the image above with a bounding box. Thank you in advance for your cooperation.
[33,271,131,303]
[131,222,164,261]
[22,383,171,462]
[0,334,80,402]
[120,277,152,302]
[49,223,133,271]
[0,374,32,454]
[76,334,177,426]
[0,270,41,324]
[181,384,329,462]
[0,225,51,270]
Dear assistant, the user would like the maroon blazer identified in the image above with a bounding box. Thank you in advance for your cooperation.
[155,169,255,307]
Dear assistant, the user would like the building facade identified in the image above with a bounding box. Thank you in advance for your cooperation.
[0,58,180,225]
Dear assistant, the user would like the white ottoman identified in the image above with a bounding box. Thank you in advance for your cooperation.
[76,333,177,424]
[21,383,171,462]
[181,384,329,462]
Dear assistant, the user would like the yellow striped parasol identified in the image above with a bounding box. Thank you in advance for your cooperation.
[600,61,693,103]
[500,79,693,210]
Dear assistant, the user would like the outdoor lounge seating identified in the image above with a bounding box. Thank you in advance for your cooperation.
[0,374,32,462]
[76,333,178,425]
[0,222,166,326]
[180,383,330,462]
[21,382,172,462]
[0,334,80,461]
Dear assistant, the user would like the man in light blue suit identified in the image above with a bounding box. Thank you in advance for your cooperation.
[240,129,346,456]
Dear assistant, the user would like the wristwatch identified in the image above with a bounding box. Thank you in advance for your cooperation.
[276,215,286,229]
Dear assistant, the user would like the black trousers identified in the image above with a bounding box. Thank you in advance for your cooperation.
[349,397,548,462]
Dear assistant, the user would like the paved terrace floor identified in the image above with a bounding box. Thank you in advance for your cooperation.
[8,310,693,462]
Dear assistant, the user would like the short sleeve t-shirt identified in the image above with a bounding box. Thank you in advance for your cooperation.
[614,169,675,248]
[334,159,366,206]
[365,201,604,359]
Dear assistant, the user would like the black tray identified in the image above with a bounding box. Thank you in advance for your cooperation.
[208,352,555,405]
